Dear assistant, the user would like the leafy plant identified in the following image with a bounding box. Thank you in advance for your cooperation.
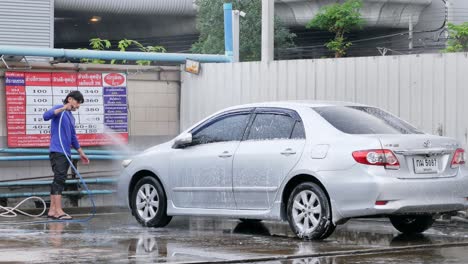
[89,38,111,50]
[78,48,105,64]
[306,0,364,58]
[117,39,134,52]
[80,38,166,65]
[444,22,468,53]
[78,38,111,64]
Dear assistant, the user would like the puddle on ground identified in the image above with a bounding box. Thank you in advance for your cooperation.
[0,214,467,263]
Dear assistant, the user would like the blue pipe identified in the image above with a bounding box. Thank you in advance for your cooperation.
[0,178,117,187]
[224,3,233,57]
[0,45,231,63]
[0,190,115,199]
[0,155,125,161]
[0,148,129,155]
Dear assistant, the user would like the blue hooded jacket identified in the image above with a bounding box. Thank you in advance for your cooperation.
[43,105,80,156]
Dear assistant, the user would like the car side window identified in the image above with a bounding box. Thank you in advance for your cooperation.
[247,113,297,140]
[192,113,250,145]
[291,121,305,139]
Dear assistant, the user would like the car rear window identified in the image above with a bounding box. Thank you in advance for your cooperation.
[247,113,297,140]
[312,106,423,134]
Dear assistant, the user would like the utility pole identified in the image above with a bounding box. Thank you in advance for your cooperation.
[261,0,274,63]
[232,10,245,62]
[409,16,413,51]
[445,0,450,44]
[223,3,233,59]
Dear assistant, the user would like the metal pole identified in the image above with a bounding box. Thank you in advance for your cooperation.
[445,0,450,46]
[0,45,231,63]
[232,10,240,62]
[409,16,413,51]
[261,0,274,63]
[224,3,234,58]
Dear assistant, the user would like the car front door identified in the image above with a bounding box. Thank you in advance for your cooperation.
[233,108,306,210]
[169,109,252,209]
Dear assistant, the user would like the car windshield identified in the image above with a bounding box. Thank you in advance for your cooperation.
[313,106,423,134]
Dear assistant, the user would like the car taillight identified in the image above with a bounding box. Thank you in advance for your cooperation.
[375,200,388,206]
[352,149,400,170]
[451,148,466,168]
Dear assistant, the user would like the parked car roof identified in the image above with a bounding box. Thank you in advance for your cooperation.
[224,100,368,111]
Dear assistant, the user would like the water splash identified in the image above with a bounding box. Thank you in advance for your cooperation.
[101,125,135,156]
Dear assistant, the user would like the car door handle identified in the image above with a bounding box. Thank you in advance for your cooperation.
[280,148,296,156]
[218,151,233,158]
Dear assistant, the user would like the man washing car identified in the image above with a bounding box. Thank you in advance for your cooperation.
[43,91,89,220]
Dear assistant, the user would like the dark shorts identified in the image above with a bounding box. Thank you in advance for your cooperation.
[49,152,70,195]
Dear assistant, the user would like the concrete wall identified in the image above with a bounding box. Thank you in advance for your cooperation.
[181,53,468,150]
[127,71,180,149]
[0,63,180,207]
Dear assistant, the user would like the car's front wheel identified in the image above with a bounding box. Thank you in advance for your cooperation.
[287,182,334,240]
[389,215,435,234]
[131,176,172,227]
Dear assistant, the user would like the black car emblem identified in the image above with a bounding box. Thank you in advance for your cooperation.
[423,140,431,148]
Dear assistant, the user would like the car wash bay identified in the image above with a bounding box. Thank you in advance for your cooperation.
[1,54,468,263]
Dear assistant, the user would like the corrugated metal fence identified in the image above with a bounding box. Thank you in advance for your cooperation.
[181,53,468,147]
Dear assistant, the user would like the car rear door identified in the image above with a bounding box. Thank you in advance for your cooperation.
[232,108,306,210]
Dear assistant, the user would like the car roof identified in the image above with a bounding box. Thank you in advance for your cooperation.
[223,100,369,111]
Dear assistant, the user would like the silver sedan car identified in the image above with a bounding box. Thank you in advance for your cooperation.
[118,101,468,239]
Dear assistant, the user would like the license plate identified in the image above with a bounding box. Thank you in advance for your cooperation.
[413,158,438,174]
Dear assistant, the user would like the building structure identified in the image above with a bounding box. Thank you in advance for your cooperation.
[1,1,467,59]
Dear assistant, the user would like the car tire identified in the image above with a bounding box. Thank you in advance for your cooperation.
[287,182,333,240]
[131,176,172,227]
[319,221,336,240]
[389,215,435,234]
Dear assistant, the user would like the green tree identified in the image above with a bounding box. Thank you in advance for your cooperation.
[191,0,295,61]
[444,22,468,52]
[306,0,363,58]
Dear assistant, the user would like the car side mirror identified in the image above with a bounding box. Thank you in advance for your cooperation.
[173,132,193,149]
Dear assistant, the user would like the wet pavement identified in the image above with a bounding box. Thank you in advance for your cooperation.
[0,211,468,263]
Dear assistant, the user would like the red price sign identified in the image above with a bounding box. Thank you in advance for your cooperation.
[5,71,129,147]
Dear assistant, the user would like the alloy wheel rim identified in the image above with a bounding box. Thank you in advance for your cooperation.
[292,190,322,234]
[136,184,159,221]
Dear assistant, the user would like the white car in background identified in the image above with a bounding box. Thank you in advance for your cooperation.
[118,101,468,239]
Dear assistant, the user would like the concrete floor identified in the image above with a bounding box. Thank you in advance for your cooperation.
[0,211,468,263]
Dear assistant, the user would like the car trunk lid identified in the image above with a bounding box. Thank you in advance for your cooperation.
[368,134,460,179]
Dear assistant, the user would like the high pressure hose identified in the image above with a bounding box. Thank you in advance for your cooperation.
[0,197,46,218]
[0,110,96,224]
[55,110,96,223]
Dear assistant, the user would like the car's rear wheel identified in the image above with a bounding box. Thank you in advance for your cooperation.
[287,182,333,240]
[131,176,172,227]
[389,215,435,234]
